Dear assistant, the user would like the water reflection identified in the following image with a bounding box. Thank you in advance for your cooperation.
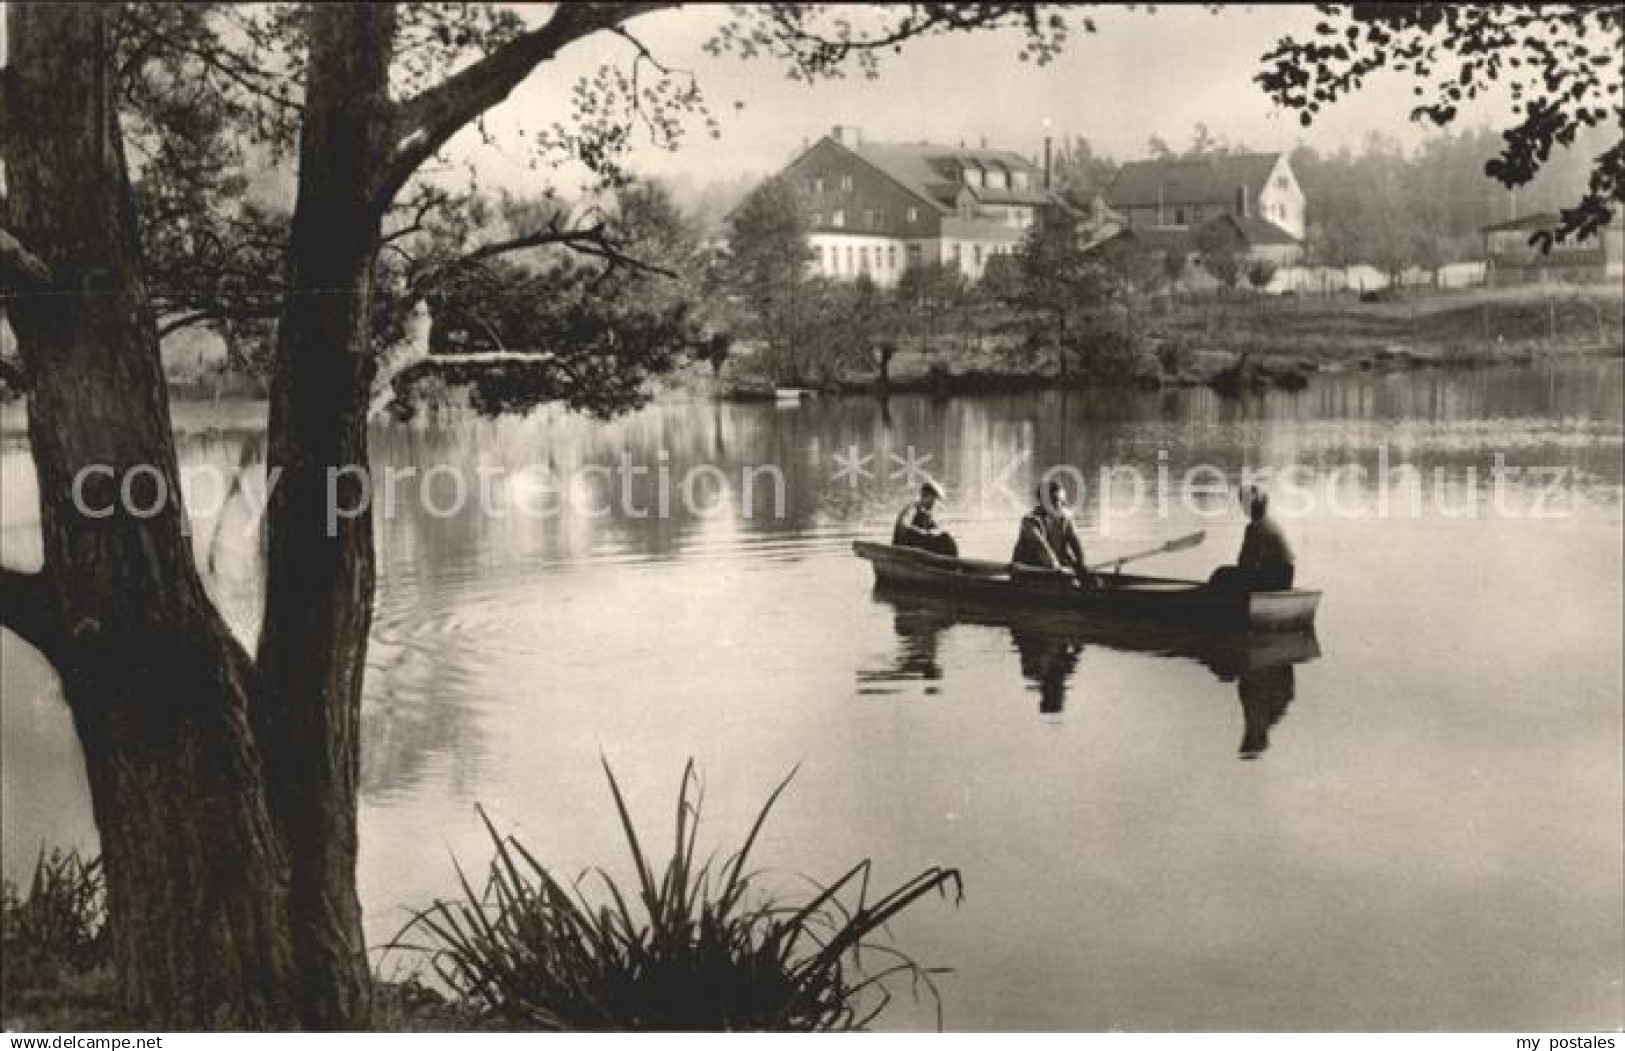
[3,362,1621,1030]
[1206,646,1301,760]
[1010,629,1083,715]
[863,588,1320,756]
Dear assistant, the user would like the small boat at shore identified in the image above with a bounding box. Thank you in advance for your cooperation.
[853,541,1321,632]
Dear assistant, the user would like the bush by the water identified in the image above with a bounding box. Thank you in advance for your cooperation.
[1,849,117,1029]
[3,769,964,1032]
[399,760,964,1031]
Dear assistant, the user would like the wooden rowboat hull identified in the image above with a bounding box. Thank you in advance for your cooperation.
[853,541,1320,632]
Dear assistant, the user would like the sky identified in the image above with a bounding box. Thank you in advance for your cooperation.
[449,3,1532,195]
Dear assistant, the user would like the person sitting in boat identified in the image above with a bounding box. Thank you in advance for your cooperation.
[1011,481,1091,585]
[1210,486,1296,591]
[893,480,958,557]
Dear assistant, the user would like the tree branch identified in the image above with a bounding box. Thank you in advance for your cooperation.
[0,227,54,291]
[156,310,222,338]
[408,217,676,303]
[0,566,64,663]
[370,345,557,417]
[380,2,676,205]
[381,187,449,246]
[463,222,676,277]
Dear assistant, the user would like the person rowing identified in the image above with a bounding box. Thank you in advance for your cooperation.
[892,480,958,557]
[1011,480,1092,587]
[1209,485,1296,592]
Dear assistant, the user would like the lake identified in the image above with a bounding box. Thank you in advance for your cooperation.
[3,362,1622,1031]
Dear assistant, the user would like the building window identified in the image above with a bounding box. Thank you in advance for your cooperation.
[1175,207,1186,225]
[888,245,897,269]
[812,177,824,194]
[845,245,854,271]
[1012,171,1030,190]
[963,166,983,188]
[973,244,983,265]
[1275,175,1289,190]
[907,243,922,266]
[831,209,845,228]
[906,207,918,224]
[840,174,853,192]
[987,168,1007,190]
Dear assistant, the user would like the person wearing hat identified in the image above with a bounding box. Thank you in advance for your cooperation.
[893,480,958,557]
[1210,486,1296,591]
[1011,480,1090,585]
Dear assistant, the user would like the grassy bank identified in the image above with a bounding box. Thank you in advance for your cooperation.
[705,283,1623,399]
[3,764,962,1032]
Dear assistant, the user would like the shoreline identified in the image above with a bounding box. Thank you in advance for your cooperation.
[2,344,1620,440]
[706,337,1623,402]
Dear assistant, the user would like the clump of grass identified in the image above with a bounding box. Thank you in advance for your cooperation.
[1,848,111,1022]
[396,760,963,1031]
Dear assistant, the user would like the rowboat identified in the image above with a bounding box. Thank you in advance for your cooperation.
[868,588,1322,673]
[853,540,1321,632]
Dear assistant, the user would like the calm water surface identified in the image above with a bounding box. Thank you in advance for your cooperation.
[3,364,1622,1030]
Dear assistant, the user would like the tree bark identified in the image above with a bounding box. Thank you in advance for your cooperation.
[252,5,396,1029]
[2,4,298,1027]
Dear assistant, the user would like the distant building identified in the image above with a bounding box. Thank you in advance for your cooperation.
[1104,212,1303,274]
[1482,212,1625,286]
[767,125,1074,285]
[1102,152,1305,273]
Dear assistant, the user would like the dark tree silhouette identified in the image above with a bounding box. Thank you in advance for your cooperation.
[1258,3,1623,247]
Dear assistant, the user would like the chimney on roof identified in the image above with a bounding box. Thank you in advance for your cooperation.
[1043,136,1052,191]
[832,124,862,149]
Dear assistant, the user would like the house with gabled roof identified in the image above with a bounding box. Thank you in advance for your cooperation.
[1106,151,1306,261]
[768,125,1074,285]
[1481,211,1624,286]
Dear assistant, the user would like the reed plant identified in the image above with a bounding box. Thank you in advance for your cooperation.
[398,760,963,1031]
[1,848,109,1007]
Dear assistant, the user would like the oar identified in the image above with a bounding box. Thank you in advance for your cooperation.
[1087,530,1206,575]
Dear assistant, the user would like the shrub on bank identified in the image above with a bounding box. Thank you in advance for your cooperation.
[0,849,118,1030]
[398,760,963,1031]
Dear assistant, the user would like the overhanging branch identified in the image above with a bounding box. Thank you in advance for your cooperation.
[409,218,675,301]
[461,222,676,277]
[0,566,64,663]
[379,2,676,206]
[0,228,53,291]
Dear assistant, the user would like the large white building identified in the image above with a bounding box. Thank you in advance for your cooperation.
[769,125,1074,286]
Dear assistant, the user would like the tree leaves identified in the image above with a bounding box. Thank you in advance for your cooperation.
[1258,4,1624,245]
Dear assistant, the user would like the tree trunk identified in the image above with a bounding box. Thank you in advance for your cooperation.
[252,5,397,1029]
[2,4,298,1027]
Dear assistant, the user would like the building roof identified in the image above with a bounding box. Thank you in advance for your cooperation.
[1228,214,1300,246]
[1100,213,1299,254]
[839,139,1059,212]
[1114,226,1195,255]
[1107,153,1283,208]
[1480,211,1560,233]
